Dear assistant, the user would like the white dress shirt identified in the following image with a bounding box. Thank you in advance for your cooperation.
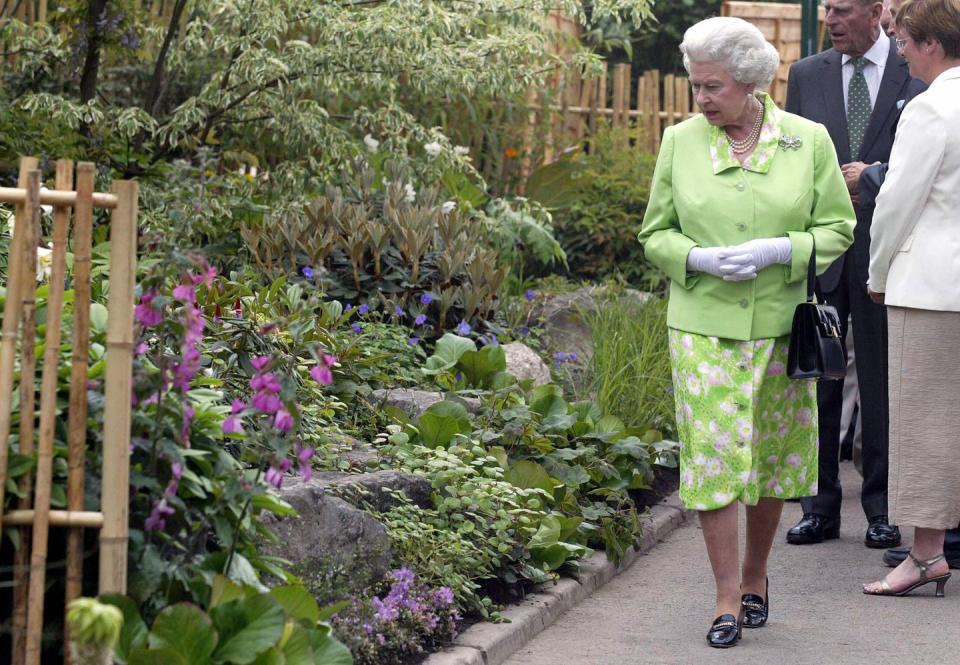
[841,34,890,112]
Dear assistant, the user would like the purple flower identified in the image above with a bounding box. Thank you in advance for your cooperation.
[310,365,332,385]
[434,587,455,606]
[420,293,433,305]
[524,289,535,301]
[251,392,283,414]
[144,499,175,531]
[553,352,567,362]
[231,399,247,414]
[251,356,271,371]
[135,342,148,355]
[394,306,404,316]
[414,314,427,326]
[407,337,420,346]
[569,352,578,362]
[297,446,315,481]
[273,408,294,433]
[135,290,163,327]
[190,262,218,288]
[221,414,244,434]
[351,323,363,334]
[172,283,196,304]
[456,321,471,336]
[250,372,282,393]
[264,459,293,489]
[302,266,315,279]
[358,303,370,315]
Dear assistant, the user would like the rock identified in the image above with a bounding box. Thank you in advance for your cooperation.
[502,342,551,386]
[328,432,378,469]
[259,479,392,601]
[372,388,480,420]
[331,470,433,512]
[539,286,654,363]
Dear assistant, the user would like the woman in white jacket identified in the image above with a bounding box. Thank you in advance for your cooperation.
[865,0,960,597]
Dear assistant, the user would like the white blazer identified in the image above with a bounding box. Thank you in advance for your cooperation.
[869,66,960,311]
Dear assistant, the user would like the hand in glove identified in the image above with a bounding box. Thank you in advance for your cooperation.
[687,246,757,282]
[722,237,792,272]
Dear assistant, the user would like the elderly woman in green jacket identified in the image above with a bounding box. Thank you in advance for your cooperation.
[638,17,855,648]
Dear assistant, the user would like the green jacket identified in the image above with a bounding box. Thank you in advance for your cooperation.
[638,94,855,341]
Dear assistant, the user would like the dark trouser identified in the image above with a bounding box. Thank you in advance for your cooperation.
[801,252,889,520]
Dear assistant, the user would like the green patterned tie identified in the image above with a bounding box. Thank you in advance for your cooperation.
[847,56,871,158]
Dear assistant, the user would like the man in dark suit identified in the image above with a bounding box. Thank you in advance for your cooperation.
[783,0,925,548]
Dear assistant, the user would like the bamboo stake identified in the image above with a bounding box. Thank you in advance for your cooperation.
[65,162,95,661]
[0,186,118,209]
[20,169,44,665]
[7,156,37,665]
[25,160,72,665]
[99,180,138,595]
[612,63,626,130]
[651,70,662,151]
[37,0,45,23]
[664,73,676,128]
[636,73,648,147]
[4,509,105,528]
[575,73,592,140]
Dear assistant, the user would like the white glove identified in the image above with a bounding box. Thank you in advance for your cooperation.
[687,247,757,281]
[723,237,792,272]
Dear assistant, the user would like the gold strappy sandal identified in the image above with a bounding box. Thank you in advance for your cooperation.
[863,552,952,597]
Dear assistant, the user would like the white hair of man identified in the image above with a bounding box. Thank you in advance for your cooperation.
[680,17,781,88]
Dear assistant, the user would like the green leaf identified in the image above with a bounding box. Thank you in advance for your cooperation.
[211,594,286,664]
[456,344,506,388]
[268,585,319,623]
[90,302,109,334]
[417,400,472,447]
[147,603,218,663]
[210,575,248,609]
[251,493,298,517]
[127,647,190,665]
[100,594,148,661]
[422,333,476,375]
[280,624,316,665]
[524,159,583,209]
[528,514,561,549]
[596,414,626,437]
[308,626,353,665]
[504,460,556,495]
[529,385,567,419]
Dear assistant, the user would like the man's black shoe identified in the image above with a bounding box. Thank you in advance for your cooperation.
[884,545,960,569]
[865,515,901,549]
[786,513,840,544]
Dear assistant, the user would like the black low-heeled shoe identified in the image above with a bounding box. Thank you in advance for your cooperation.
[706,609,743,648]
[741,578,769,628]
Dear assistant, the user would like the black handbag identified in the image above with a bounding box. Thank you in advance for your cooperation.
[786,243,846,380]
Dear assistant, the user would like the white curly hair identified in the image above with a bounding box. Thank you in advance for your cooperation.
[680,17,780,88]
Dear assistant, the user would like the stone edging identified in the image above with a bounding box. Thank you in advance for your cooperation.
[422,492,691,665]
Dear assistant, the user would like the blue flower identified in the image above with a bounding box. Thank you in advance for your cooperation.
[352,323,363,334]
[569,352,578,362]
[420,293,433,305]
[516,325,530,337]
[302,266,315,279]
[553,352,567,362]
[456,321,471,335]
[345,303,353,312]
[414,314,427,326]
[524,289,535,301]
[407,336,420,346]
[358,303,370,315]
[394,305,404,316]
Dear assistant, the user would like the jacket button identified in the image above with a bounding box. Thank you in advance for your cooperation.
[739,299,749,308]
[736,183,745,191]
[737,223,746,231]
[737,402,747,411]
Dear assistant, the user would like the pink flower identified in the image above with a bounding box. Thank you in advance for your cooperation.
[250,372,282,393]
[135,342,148,355]
[251,356,271,371]
[273,408,294,433]
[264,459,293,489]
[252,392,282,413]
[230,399,246,414]
[297,446,315,481]
[322,353,338,367]
[190,262,218,288]
[144,499,175,531]
[135,290,163,327]
[222,415,244,434]
[172,283,196,304]
[310,365,332,385]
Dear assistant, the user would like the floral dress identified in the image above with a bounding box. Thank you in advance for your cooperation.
[669,94,820,511]
[670,331,819,510]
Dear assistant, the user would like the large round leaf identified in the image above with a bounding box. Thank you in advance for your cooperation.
[146,603,218,663]
[504,460,557,495]
[422,333,476,374]
[418,400,472,447]
[211,595,286,664]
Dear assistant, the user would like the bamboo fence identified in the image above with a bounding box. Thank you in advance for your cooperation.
[0,157,138,665]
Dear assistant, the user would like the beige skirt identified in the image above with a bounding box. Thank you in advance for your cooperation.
[887,307,960,529]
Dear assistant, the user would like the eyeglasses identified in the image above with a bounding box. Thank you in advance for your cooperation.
[895,38,907,51]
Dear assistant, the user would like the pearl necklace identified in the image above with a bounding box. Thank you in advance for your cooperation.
[724,98,764,154]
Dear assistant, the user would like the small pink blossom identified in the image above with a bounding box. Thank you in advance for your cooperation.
[222,415,244,434]
[251,356,271,371]
[310,365,332,385]
[250,372,282,393]
[264,459,293,489]
[190,262,218,288]
[273,408,294,432]
[135,290,163,327]
[252,392,282,413]
[172,283,196,304]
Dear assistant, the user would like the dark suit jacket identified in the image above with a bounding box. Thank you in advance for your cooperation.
[785,37,926,292]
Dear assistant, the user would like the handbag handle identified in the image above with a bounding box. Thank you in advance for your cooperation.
[805,238,817,303]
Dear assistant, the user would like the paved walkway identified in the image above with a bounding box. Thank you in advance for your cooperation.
[505,463,960,664]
